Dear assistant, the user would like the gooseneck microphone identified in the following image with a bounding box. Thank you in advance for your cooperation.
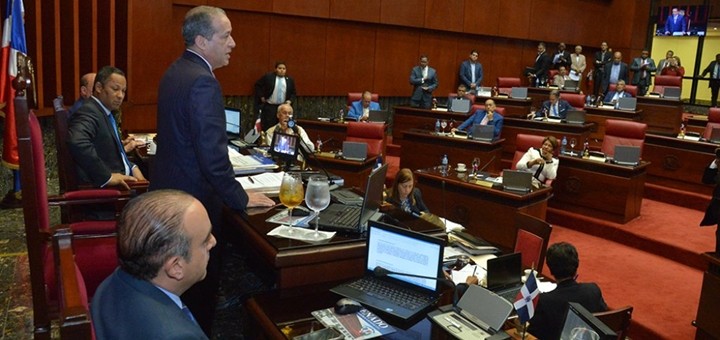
[287,118,338,187]
[373,266,458,307]
[477,156,496,174]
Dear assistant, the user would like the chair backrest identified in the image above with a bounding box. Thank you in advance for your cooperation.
[53,96,81,192]
[601,120,647,157]
[703,108,720,140]
[497,77,521,95]
[562,93,586,110]
[653,75,682,95]
[593,305,633,340]
[608,83,638,97]
[347,92,379,108]
[548,69,559,84]
[449,92,476,103]
[514,212,552,273]
[511,134,546,170]
[53,228,94,339]
[345,121,386,156]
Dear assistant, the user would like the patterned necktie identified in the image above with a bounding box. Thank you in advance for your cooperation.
[107,113,131,175]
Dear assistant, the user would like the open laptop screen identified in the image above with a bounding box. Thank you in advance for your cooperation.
[225,107,241,135]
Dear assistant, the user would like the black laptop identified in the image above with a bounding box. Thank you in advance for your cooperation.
[470,124,495,142]
[368,110,390,123]
[330,219,445,321]
[486,252,524,302]
[313,164,388,234]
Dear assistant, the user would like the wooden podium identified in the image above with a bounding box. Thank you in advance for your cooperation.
[695,252,720,339]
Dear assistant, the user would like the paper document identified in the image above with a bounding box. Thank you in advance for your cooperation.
[440,218,464,232]
[228,147,277,174]
[236,171,284,195]
[451,264,486,286]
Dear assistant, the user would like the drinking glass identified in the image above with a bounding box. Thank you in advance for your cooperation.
[569,138,577,156]
[305,175,331,239]
[440,120,448,134]
[279,172,304,234]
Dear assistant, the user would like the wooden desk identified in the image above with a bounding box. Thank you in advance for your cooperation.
[476,95,533,118]
[414,168,552,250]
[391,106,468,142]
[635,96,682,136]
[643,134,715,196]
[686,115,708,135]
[305,155,377,190]
[550,155,649,224]
[526,87,580,109]
[223,206,444,289]
[399,129,504,174]
[695,252,720,339]
[584,106,642,147]
[502,118,595,164]
[297,119,390,146]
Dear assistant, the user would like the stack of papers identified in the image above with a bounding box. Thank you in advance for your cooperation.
[236,171,284,195]
[228,147,277,175]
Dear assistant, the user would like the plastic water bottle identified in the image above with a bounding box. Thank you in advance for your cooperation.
[561,136,567,154]
[435,119,441,134]
[441,154,448,175]
[375,155,383,170]
[585,95,592,107]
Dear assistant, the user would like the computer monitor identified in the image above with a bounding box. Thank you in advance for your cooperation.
[269,132,298,163]
[225,107,241,136]
[560,302,617,340]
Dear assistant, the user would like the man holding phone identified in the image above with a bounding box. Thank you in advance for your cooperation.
[701,148,720,254]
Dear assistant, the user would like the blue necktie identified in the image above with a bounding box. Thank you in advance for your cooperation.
[107,113,131,175]
[182,305,198,325]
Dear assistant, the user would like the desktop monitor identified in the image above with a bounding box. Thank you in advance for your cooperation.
[269,132,299,163]
[225,107,241,136]
[560,302,617,340]
[655,5,708,37]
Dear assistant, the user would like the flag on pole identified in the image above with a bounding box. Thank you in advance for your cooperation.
[513,270,540,323]
[0,0,27,169]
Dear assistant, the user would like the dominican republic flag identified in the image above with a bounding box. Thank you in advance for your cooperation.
[513,270,540,323]
[0,0,27,169]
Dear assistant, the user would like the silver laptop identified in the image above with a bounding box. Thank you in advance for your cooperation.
[510,87,528,99]
[613,145,641,166]
[449,98,471,114]
[477,87,492,97]
[663,87,681,99]
[429,285,513,339]
[565,110,586,124]
[342,141,368,161]
[502,170,533,192]
[368,110,389,123]
[563,80,579,91]
[470,124,495,142]
[617,97,637,110]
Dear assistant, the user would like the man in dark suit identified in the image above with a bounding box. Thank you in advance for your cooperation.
[603,80,633,106]
[452,99,504,138]
[701,149,720,254]
[254,61,297,130]
[630,50,657,96]
[552,42,571,70]
[664,8,687,36]
[92,190,214,340]
[540,90,571,119]
[67,66,145,190]
[525,42,553,86]
[528,242,608,340]
[602,51,629,96]
[592,42,612,97]
[459,50,483,94]
[409,55,438,109]
[701,53,720,107]
[151,6,274,335]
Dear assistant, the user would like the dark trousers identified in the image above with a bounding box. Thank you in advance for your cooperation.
[636,77,650,96]
[260,103,280,131]
[711,85,719,107]
[593,70,604,97]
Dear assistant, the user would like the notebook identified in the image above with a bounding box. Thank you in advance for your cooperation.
[470,124,495,142]
[330,219,444,321]
[486,252,523,302]
[563,80,579,91]
[429,285,513,339]
[565,110,586,124]
[663,87,681,99]
[502,170,533,192]
[613,145,641,166]
[449,98,471,114]
[510,87,528,99]
[313,163,388,234]
[368,110,390,123]
[342,141,368,161]
[617,97,637,110]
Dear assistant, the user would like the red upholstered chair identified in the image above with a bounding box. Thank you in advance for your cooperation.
[514,213,552,273]
[601,119,647,158]
[652,75,682,95]
[594,305,634,340]
[510,134,554,186]
[346,92,379,111]
[608,83,638,97]
[497,77,521,95]
[346,122,386,156]
[702,108,720,140]
[469,104,506,116]
[547,69,559,85]
[562,93,586,110]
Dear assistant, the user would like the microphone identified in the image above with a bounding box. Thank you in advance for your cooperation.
[373,266,458,307]
[287,119,339,188]
[477,156,495,174]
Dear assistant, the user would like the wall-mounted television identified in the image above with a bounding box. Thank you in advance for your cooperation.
[656,5,709,36]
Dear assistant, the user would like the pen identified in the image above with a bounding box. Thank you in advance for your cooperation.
[248,176,255,184]
[472,266,477,277]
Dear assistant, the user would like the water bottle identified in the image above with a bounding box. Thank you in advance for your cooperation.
[441,154,448,175]
[585,95,591,107]
[561,136,567,154]
[316,135,323,152]
[375,155,383,170]
[435,119,441,134]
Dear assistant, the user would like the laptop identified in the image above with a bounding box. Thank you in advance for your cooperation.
[710,127,720,143]
[330,219,444,321]
[565,110,586,124]
[510,87,528,99]
[502,170,533,192]
[342,141,368,161]
[663,87,681,99]
[449,98,471,114]
[486,252,523,302]
[470,124,495,142]
[368,110,390,123]
[429,285,513,339]
[476,87,492,97]
[613,145,641,166]
[617,97,637,110]
[563,79,579,91]
[225,107,242,139]
[313,163,388,234]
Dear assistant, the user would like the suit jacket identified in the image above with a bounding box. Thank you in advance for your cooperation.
[602,62,630,94]
[347,100,381,121]
[254,72,297,111]
[67,97,134,187]
[532,52,553,79]
[552,50,571,69]
[152,51,248,225]
[665,14,687,34]
[409,66,438,94]
[630,57,657,84]
[701,165,720,226]
[459,60,484,89]
[457,110,504,138]
[527,280,608,340]
[593,50,612,74]
[91,268,209,339]
[570,53,586,74]
[541,99,571,119]
[701,61,720,89]
[603,90,633,104]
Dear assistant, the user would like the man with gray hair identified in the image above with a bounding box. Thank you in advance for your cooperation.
[91,190,215,339]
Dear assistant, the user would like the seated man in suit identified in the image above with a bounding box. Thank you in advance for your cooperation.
[451,99,504,138]
[528,242,608,340]
[347,90,381,121]
[603,80,633,106]
[552,66,571,89]
[263,103,314,157]
[540,90,571,119]
[67,66,145,190]
[92,190,214,339]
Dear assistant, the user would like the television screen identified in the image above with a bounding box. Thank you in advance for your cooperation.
[559,302,617,340]
[656,5,708,36]
[269,132,298,162]
[225,107,241,135]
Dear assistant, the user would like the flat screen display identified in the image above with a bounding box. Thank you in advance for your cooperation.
[655,5,708,36]
[269,132,298,161]
[225,108,241,135]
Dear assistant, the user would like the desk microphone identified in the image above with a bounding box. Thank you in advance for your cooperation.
[477,156,496,174]
[373,266,458,307]
[288,119,338,187]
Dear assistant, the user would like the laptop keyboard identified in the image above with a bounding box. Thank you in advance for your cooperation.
[325,205,361,227]
[348,278,433,311]
[496,287,521,303]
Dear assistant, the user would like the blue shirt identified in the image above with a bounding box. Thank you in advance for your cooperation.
[457,110,504,138]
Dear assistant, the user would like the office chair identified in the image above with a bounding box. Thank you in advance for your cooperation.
[594,305,634,340]
[601,120,647,158]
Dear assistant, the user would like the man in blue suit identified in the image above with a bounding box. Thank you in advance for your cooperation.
[347,91,381,121]
[603,80,633,105]
[459,50,483,94]
[92,190,214,340]
[409,55,438,109]
[664,8,687,36]
[151,6,274,334]
[540,90,572,119]
[452,99,504,138]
